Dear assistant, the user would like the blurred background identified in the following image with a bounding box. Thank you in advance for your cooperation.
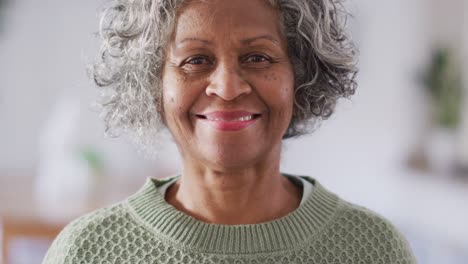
[0,0,467,263]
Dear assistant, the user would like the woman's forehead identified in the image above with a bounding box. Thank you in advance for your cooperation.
[173,0,282,45]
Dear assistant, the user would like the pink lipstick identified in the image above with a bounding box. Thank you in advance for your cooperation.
[196,111,261,131]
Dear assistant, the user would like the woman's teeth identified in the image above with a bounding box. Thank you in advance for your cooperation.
[206,115,254,121]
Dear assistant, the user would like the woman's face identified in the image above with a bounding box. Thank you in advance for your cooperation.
[162,0,294,169]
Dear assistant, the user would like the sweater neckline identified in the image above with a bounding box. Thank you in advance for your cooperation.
[157,174,315,207]
[126,174,340,254]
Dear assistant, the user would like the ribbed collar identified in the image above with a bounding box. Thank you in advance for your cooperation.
[126,174,340,254]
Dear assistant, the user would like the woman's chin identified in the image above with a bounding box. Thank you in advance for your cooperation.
[193,143,279,172]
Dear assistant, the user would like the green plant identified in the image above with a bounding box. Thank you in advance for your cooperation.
[78,146,105,180]
[422,47,463,129]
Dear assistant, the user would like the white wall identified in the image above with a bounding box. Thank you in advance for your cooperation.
[0,0,175,182]
[428,0,465,48]
[283,0,430,210]
[0,0,99,171]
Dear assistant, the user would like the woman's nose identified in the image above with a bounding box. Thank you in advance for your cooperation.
[205,63,252,101]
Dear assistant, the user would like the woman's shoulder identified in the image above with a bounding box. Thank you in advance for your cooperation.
[300,175,409,235]
[338,201,416,260]
[42,201,132,264]
[298,175,416,263]
[42,176,172,263]
[335,199,409,240]
[325,196,415,261]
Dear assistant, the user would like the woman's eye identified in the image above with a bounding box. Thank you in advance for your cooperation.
[179,56,213,73]
[242,54,274,69]
[244,54,270,63]
[187,56,208,65]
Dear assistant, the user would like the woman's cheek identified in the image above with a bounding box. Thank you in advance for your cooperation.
[261,70,294,103]
[262,72,279,82]
[162,84,176,112]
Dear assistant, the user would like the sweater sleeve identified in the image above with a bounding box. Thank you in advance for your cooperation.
[378,219,417,264]
[43,217,101,264]
[341,202,418,264]
[41,203,121,264]
[389,224,417,264]
[42,217,84,264]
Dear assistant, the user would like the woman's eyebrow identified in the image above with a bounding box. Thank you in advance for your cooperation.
[175,35,280,47]
[176,37,213,47]
[241,34,280,46]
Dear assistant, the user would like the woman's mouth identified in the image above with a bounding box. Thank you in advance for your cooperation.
[195,111,262,131]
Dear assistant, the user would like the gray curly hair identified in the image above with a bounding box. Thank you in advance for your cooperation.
[93,0,358,150]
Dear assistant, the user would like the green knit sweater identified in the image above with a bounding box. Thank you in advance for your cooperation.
[43,175,416,263]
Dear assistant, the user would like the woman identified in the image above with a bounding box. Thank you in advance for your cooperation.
[44,0,416,263]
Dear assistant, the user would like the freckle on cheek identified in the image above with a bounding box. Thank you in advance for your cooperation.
[263,73,278,81]
[271,72,278,81]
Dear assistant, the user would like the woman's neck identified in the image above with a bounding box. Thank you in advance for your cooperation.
[164,165,302,225]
